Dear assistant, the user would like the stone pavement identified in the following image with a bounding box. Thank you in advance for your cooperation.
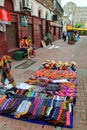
[0,36,87,130]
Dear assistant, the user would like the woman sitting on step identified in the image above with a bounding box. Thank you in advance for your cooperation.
[20,36,33,60]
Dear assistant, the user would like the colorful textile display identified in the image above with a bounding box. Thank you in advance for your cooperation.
[39,60,77,72]
[0,60,78,128]
[0,95,73,127]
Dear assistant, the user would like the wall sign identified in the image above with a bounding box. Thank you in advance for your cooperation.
[50,22,62,27]
[0,9,11,24]
[21,16,28,26]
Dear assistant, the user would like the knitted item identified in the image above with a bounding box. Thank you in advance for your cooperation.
[14,100,31,118]
[9,99,23,113]
[57,110,66,126]
[4,98,16,112]
[0,98,13,112]
[0,55,16,87]
[50,107,60,120]
[0,97,7,107]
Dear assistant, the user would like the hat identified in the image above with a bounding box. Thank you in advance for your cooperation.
[64,62,69,66]
[51,60,55,64]
[71,61,77,66]
[58,61,63,66]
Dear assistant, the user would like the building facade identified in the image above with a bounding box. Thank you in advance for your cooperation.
[0,0,63,57]
[62,15,71,32]
[64,2,87,27]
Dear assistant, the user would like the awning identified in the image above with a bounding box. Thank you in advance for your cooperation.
[67,25,77,30]
[0,9,11,24]
[76,28,87,31]
[67,25,87,31]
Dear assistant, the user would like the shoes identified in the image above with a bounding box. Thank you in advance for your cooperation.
[30,55,34,58]
[28,57,31,60]
[28,55,34,59]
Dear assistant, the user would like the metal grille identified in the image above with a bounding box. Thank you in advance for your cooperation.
[6,23,18,51]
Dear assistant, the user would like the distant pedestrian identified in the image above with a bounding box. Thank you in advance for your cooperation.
[63,31,67,42]
[46,31,53,45]
[67,31,71,42]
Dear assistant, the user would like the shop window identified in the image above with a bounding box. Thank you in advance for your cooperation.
[52,15,58,21]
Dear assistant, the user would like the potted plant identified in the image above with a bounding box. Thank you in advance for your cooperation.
[68,32,76,45]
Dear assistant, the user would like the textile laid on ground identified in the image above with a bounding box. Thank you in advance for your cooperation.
[0,60,78,128]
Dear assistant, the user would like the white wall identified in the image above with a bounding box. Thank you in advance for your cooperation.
[31,0,51,20]
[12,0,20,11]
[0,0,4,6]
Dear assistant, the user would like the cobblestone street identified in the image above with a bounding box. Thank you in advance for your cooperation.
[0,36,87,130]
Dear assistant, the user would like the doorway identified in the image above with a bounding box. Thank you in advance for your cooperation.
[6,23,18,52]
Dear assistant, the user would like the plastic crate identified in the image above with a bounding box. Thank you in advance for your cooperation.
[14,51,25,60]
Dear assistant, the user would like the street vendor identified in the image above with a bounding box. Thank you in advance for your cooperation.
[26,35,34,59]
[20,36,33,60]
[0,55,16,91]
[19,37,27,53]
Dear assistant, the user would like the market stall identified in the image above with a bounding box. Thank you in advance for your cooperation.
[0,60,78,128]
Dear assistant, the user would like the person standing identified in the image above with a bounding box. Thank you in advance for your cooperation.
[67,31,71,43]
[46,31,53,46]
[63,31,67,42]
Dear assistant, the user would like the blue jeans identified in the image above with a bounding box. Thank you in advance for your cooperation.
[20,48,27,53]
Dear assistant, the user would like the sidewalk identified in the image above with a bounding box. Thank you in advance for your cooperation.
[0,36,87,130]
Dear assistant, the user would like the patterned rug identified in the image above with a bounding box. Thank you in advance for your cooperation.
[15,60,36,69]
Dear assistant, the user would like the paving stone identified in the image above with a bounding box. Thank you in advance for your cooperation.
[0,36,87,130]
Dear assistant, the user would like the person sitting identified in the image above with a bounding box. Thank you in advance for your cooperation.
[19,37,27,53]
[20,36,33,60]
[26,36,34,60]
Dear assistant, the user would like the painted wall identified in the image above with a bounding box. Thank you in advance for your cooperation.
[0,0,62,57]
[31,0,51,20]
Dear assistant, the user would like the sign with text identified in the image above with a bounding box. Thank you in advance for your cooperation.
[50,21,62,27]
[0,9,11,24]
